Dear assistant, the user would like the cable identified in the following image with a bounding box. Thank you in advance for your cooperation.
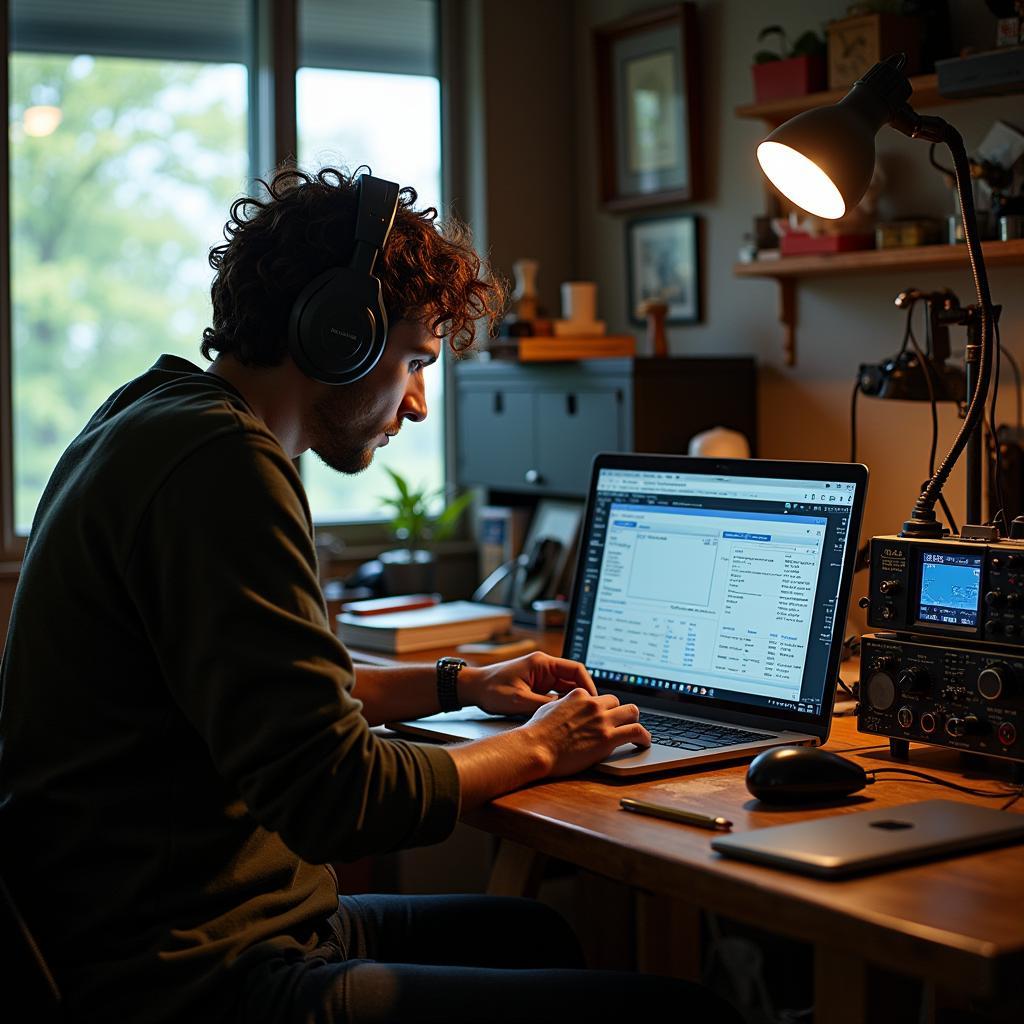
[905,316,958,535]
[849,377,860,464]
[988,308,1008,533]
[1000,330,1022,432]
[912,122,995,528]
[868,767,1022,800]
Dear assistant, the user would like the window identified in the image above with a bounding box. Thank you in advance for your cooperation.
[297,0,444,525]
[3,0,445,547]
[7,0,249,534]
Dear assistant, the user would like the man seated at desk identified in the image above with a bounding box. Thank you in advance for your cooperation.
[0,166,742,1024]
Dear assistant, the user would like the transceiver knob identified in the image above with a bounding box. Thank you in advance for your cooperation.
[985,590,1005,608]
[878,579,900,595]
[896,706,914,729]
[865,670,897,711]
[898,668,930,696]
[977,664,1011,701]
[945,715,984,738]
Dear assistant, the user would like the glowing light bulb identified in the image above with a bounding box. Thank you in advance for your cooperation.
[756,141,846,219]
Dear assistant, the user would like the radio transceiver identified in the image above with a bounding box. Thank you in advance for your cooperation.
[860,536,1024,769]
[865,535,1024,644]
[859,633,1023,764]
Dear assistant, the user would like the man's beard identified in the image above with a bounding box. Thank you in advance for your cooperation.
[306,386,399,474]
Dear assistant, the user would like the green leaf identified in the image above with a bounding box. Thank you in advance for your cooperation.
[430,489,475,541]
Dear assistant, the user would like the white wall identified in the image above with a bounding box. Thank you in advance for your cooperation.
[571,0,1024,627]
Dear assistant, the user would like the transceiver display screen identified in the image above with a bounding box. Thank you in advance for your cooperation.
[917,551,983,628]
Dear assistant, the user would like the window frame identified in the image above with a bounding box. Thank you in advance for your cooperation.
[0,0,454,559]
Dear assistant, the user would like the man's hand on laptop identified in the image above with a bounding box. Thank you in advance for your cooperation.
[459,652,598,715]
[522,688,651,778]
[446,656,651,804]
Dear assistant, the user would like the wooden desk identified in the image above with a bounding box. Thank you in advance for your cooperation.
[355,637,1024,1022]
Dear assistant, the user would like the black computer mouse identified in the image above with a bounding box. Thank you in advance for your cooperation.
[746,746,867,805]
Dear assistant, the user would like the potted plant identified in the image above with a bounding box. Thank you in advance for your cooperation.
[752,25,827,103]
[377,468,475,595]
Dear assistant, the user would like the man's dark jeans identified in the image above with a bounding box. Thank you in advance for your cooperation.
[236,893,744,1023]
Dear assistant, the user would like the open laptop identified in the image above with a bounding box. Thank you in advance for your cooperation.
[390,453,868,776]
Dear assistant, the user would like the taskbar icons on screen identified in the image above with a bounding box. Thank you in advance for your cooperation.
[589,667,713,699]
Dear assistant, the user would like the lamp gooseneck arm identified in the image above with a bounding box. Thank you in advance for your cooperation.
[893,114,996,535]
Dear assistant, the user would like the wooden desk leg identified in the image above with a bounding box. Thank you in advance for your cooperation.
[635,891,701,982]
[815,947,866,1024]
[486,839,546,898]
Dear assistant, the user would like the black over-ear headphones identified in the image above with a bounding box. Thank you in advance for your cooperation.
[287,173,401,385]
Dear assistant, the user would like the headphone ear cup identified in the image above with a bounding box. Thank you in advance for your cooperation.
[288,267,388,385]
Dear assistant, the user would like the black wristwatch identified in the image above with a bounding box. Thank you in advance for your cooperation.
[436,656,466,713]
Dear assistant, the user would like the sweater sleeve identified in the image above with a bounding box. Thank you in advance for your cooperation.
[124,427,460,863]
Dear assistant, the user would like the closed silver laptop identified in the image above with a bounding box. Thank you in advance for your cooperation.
[391,453,868,776]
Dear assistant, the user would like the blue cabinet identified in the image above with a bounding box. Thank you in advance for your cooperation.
[454,357,757,497]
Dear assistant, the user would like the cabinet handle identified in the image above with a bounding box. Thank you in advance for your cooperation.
[494,392,504,414]
[524,469,542,485]
[566,393,577,416]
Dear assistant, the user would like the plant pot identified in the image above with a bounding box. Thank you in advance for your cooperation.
[379,548,436,596]
[751,55,826,103]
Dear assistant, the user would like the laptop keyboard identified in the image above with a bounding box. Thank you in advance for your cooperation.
[640,711,775,750]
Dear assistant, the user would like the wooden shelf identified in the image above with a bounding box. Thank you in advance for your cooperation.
[733,240,1024,368]
[734,239,1024,279]
[735,73,946,126]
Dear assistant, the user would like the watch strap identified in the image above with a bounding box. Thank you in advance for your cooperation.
[436,657,465,713]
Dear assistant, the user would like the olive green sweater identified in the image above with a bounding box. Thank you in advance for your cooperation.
[0,356,460,1022]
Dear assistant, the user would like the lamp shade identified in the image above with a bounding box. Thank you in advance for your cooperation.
[756,85,892,219]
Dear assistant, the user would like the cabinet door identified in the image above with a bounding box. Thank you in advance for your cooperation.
[535,389,623,495]
[456,388,535,489]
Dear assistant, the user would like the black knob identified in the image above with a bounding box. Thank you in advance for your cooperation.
[879,579,900,595]
[986,621,1005,638]
[880,605,895,620]
[985,590,1005,608]
[1006,623,1018,639]
[898,668,930,696]
[991,557,1004,570]
[945,716,985,739]
[866,671,897,712]
[896,706,914,729]
[978,664,1010,701]
[919,711,941,734]
[1007,592,1022,609]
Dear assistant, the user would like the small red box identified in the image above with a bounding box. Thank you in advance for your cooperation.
[779,232,875,256]
[751,55,826,103]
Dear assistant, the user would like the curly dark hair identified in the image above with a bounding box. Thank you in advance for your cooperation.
[201,165,507,366]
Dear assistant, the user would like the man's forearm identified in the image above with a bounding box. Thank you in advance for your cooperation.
[446,729,552,808]
[352,663,484,725]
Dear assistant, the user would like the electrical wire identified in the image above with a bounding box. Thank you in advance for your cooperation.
[849,377,860,464]
[869,767,1023,801]
[905,304,959,535]
[987,310,1008,533]
[914,123,995,527]
[1000,330,1022,432]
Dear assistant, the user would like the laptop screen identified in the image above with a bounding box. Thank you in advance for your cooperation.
[563,463,861,723]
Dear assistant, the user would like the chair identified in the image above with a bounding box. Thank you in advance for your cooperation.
[0,869,62,1020]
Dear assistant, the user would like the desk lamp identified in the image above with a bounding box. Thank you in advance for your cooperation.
[755,53,997,539]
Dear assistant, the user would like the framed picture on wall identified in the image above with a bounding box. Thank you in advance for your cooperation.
[593,3,702,211]
[626,213,701,325]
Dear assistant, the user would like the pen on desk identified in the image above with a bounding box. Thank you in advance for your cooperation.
[620,797,733,832]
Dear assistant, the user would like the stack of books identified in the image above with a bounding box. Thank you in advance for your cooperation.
[336,601,514,654]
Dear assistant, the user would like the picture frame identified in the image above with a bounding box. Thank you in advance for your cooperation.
[626,213,701,325]
[593,3,702,211]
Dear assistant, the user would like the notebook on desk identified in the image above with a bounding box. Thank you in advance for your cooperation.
[390,453,868,776]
